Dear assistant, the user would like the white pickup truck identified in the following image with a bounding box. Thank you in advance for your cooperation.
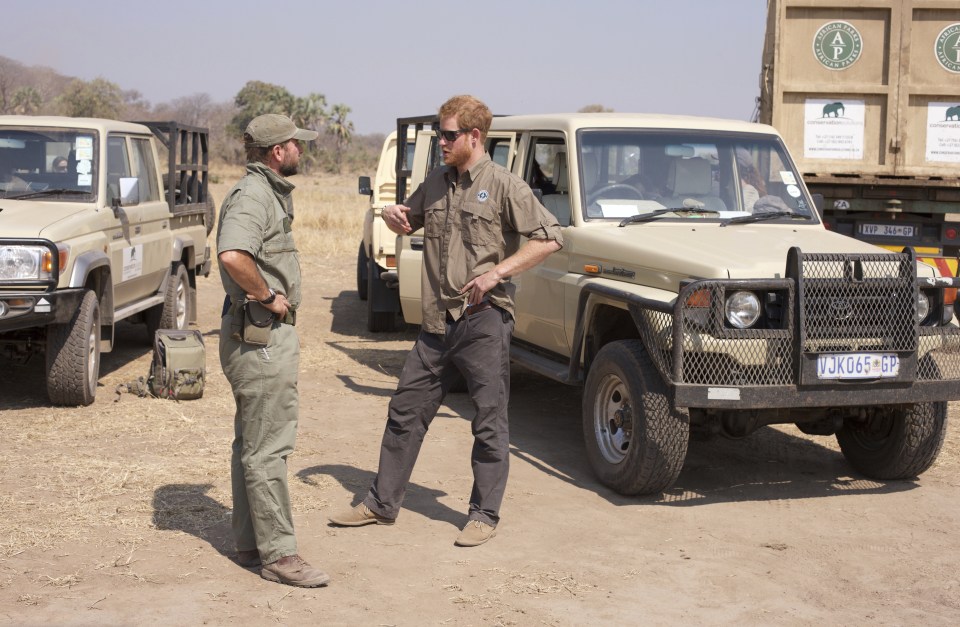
[393,112,960,495]
[0,116,213,406]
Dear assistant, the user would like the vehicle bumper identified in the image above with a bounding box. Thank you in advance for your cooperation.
[673,379,959,409]
[0,289,86,333]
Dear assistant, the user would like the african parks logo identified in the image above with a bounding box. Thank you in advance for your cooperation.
[813,21,863,70]
[935,23,960,73]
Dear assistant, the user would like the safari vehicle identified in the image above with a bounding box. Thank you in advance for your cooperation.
[395,112,960,495]
[0,116,213,406]
[356,121,428,332]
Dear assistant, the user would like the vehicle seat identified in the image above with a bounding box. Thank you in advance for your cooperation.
[665,157,726,211]
[542,152,571,226]
[581,151,600,192]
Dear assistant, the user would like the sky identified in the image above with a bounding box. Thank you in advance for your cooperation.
[0,0,770,135]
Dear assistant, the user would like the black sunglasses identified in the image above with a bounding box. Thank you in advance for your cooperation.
[437,128,471,142]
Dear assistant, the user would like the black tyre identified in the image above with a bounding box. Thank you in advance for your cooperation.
[582,340,689,495]
[357,242,369,301]
[145,263,190,340]
[46,290,100,406]
[367,255,404,332]
[836,402,948,479]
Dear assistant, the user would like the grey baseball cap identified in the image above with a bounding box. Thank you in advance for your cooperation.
[244,114,319,147]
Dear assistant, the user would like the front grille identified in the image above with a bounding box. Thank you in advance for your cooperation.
[626,249,960,389]
[795,253,917,353]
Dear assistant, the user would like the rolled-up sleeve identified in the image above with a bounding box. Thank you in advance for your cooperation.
[504,178,564,247]
[217,189,269,257]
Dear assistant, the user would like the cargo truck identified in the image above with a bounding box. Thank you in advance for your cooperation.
[758,0,960,275]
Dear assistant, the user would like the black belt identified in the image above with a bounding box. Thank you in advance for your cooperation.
[465,301,494,315]
[447,301,495,322]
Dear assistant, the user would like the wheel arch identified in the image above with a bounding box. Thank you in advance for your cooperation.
[568,280,676,384]
[68,250,114,351]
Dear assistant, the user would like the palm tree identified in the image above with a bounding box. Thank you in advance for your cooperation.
[327,104,354,174]
[11,86,42,115]
[293,93,328,173]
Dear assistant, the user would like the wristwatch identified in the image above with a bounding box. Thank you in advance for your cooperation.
[259,288,277,305]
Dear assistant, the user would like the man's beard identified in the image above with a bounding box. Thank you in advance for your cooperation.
[279,160,299,177]
[444,142,471,169]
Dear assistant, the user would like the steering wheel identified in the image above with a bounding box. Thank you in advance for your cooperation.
[586,183,644,206]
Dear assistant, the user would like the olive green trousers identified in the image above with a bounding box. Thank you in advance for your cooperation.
[219,315,299,564]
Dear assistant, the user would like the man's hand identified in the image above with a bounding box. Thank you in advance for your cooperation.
[382,204,413,235]
[460,239,561,305]
[246,290,290,318]
[461,269,502,306]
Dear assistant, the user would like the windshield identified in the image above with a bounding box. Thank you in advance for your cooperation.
[576,130,815,223]
[0,127,98,201]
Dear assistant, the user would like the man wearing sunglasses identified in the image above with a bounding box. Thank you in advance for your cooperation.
[330,95,563,547]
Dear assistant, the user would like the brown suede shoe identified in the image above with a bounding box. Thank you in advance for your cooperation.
[236,549,261,568]
[328,503,395,527]
[261,555,330,588]
[455,520,497,547]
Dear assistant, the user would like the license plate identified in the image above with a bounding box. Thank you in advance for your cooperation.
[816,353,900,380]
[859,223,915,238]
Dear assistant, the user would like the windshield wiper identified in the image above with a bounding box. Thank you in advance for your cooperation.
[619,208,719,227]
[5,188,91,200]
[721,210,802,227]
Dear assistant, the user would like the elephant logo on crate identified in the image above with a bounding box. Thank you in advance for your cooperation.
[822,102,845,118]
[946,105,960,121]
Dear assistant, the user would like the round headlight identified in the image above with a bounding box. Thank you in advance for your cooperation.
[0,247,40,280]
[725,291,761,329]
[916,291,930,323]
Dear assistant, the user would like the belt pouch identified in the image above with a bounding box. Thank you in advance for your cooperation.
[242,301,274,346]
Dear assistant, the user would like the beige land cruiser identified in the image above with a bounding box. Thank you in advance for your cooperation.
[0,116,212,406]
[394,113,960,495]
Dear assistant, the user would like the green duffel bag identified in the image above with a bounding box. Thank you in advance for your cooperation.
[148,329,206,400]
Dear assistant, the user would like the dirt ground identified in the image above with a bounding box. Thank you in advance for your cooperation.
[2,251,959,626]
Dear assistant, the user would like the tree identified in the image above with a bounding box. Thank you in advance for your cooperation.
[293,92,328,173]
[578,104,614,113]
[11,86,41,115]
[229,80,297,138]
[327,103,354,174]
[57,77,123,118]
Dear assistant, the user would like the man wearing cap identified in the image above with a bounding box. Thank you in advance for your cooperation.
[217,113,328,587]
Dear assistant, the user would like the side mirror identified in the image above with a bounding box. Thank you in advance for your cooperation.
[358,175,372,197]
[119,177,139,205]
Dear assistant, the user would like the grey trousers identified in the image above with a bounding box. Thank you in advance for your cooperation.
[220,316,299,564]
[364,306,514,526]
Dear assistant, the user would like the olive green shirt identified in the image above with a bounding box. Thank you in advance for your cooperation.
[405,154,563,335]
[217,162,301,308]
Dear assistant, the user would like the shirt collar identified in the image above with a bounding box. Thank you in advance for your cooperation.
[246,161,296,197]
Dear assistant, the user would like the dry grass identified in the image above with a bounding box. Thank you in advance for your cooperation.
[209,165,369,257]
[0,171,373,563]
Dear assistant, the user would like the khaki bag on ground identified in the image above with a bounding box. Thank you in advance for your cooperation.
[148,329,206,400]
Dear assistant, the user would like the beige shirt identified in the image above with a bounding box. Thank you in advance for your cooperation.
[405,154,563,335]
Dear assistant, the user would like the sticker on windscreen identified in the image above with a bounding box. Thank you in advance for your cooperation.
[780,171,797,185]
[786,184,801,198]
[75,136,94,161]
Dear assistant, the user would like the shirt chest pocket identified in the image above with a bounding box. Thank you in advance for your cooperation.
[423,203,445,239]
[262,232,297,258]
[461,201,500,246]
